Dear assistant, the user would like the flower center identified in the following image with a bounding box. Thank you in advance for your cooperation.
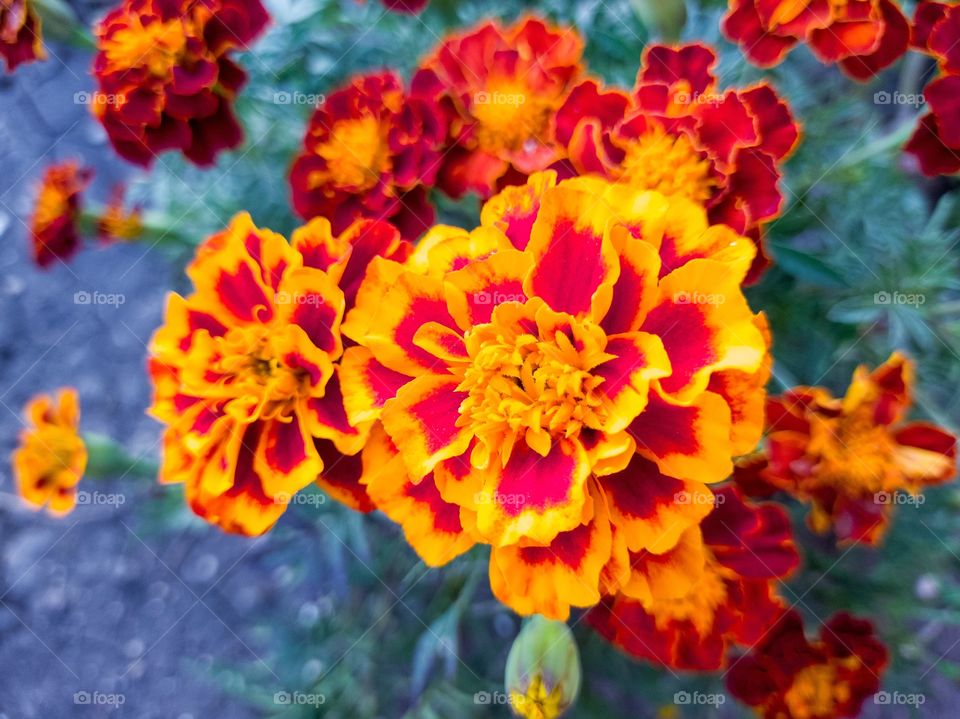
[617,127,714,204]
[783,663,850,719]
[812,410,895,493]
[309,115,391,191]
[212,325,316,421]
[102,16,189,77]
[471,81,551,154]
[26,426,83,487]
[457,305,611,462]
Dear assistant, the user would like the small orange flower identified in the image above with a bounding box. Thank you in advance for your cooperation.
[723,0,910,80]
[742,353,957,545]
[726,610,888,719]
[0,0,45,72]
[97,186,143,243]
[29,160,92,269]
[588,485,798,671]
[149,213,411,535]
[12,389,87,515]
[289,71,447,240]
[555,44,800,282]
[341,172,770,619]
[92,0,269,166]
[904,2,960,176]
[417,16,585,198]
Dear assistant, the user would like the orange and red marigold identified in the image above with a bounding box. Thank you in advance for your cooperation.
[416,16,585,199]
[289,71,447,241]
[0,0,44,71]
[92,0,269,167]
[554,43,800,280]
[904,1,960,176]
[13,388,87,515]
[148,212,411,535]
[726,610,888,719]
[587,485,799,671]
[343,171,771,619]
[29,160,92,269]
[723,0,910,80]
[738,352,957,545]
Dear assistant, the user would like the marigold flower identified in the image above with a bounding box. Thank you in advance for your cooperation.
[289,71,447,241]
[148,212,411,534]
[740,352,957,545]
[722,0,910,80]
[726,610,888,719]
[1,0,44,71]
[904,2,960,176]
[12,388,87,515]
[92,0,269,167]
[555,44,800,281]
[29,160,92,268]
[416,17,584,198]
[587,485,798,671]
[97,185,143,243]
[342,172,770,618]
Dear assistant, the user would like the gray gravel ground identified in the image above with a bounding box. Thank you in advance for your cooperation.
[0,23,311,719]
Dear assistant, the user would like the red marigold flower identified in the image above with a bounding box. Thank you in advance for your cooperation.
[726,610,888,719]
[555,43,800,281]
[12,388,87,515]
[722,0,910,80]
[289,71,447,241]
[1,0,44,71]
[587,485,799,671]
[740,352,957,545]
[340,172,771,618]
[29,160,92,269]
[97,185,143,243]
[92,0,269,167]
[148,212,411,534]
[905,2,960,176]
[416,16,585,198]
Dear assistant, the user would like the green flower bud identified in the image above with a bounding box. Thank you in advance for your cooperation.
[630,0,688,42]
[504,616,581,719]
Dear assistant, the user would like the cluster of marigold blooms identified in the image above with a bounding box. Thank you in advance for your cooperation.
[723,0,960,176]
[8,5,960,719]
